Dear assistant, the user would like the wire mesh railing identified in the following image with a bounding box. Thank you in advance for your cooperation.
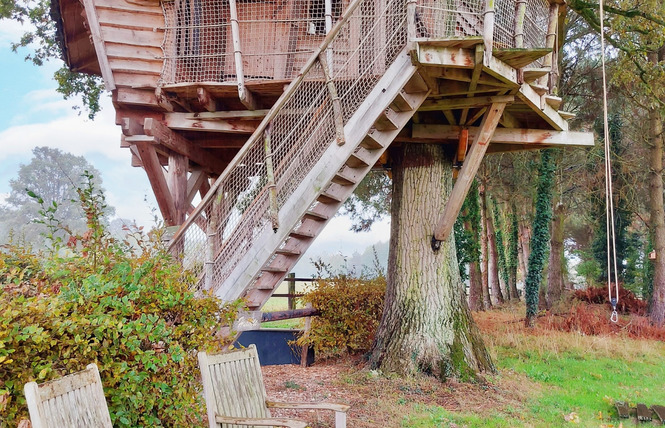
[160,0,552,85]
[167,0,408,294]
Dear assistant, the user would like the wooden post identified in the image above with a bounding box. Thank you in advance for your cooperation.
[205,196,220,291]
[229,0,255,109]
[482,0,496,66]
[325,0,334,71]
[432,101,510,246]
[541,3,560,91]
[287,272,296,310]
[301,303,313,367]
[514,0,527,48]
[264,123,279,231]
[407,0,417,43]
[319,53,346,146]
[168,153,188,224]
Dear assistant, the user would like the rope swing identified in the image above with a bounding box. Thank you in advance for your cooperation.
[598,0,620,323]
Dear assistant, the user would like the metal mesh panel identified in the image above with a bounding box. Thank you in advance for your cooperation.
[161,0,351,83]
[493,0,514,49]
[169,0,409,294]
[415,0,484,39]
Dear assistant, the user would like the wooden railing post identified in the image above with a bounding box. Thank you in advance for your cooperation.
[407,0,417,43]
[287,272,296,310]
[541,2,560,91]
[264,123,279,231]
[229,0,255,109]
[514,0,527,48]
[482,0,495,66]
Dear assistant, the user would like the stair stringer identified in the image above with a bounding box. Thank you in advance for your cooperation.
[216,49,429,307]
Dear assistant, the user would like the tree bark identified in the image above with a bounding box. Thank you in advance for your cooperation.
[485,203,505,305]
[479,184,492,309]
[468,260,484,311]
[647,67,665,325]
[369,144,494,380]
[546,203,566,309]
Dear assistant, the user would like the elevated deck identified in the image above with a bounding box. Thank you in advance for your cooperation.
[53,0,592,306]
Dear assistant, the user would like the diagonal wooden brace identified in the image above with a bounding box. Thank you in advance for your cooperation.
[432,100,510,248]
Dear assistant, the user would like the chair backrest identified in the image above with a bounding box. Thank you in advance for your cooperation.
[198,345,271,428]
[24,363,113,428]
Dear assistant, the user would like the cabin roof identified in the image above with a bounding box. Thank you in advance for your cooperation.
[51,0,100,75]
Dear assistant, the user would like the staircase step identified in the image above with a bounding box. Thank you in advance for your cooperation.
[544,95,562,110]
[529,83,548,96]
[374,108,399,131]
[262,266,288,274]
[391,91,419,112]
[403,71,429,93]
[290,229,316,239]
[275,247,301,256]
[360,130,385,149]
[523,67,550,83]
[331,171,358,186]
[303,210,330,221]
[346,148,374,168]
[318,191,343,204]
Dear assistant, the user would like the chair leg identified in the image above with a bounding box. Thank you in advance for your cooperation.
[334,411,347,428]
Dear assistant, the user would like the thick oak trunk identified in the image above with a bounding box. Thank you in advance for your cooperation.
[467,258,484,311]
[369,144,494,380]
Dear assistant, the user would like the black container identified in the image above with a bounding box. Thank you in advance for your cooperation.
[235,329,315,366]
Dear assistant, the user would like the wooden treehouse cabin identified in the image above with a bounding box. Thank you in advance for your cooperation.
[53,0,593,308]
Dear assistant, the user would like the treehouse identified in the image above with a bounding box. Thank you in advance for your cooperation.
[53,0,593,308]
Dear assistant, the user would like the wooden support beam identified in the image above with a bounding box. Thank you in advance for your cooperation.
[431,68,515,87]
[186,169,207,206]
[460,45,485,125]
[432,102,508,245]
[80,0,115,91]
[143,118,228,173]
[419,95,514,112]
[417,46,475,68]
[164,113,258,134]
[499,110,521,128]
[168,153,188,224]
[197,87,218,112]
[412,124,594,147]
[134,142,176,225]
[176,110,269,121]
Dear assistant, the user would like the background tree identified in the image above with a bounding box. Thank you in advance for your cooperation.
[525,149,555,326]
[1,0,104,117]
[0,146,114,247]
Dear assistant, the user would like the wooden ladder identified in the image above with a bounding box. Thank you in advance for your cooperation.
[216,50,430,309]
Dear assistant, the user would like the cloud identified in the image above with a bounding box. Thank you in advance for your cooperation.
[0,97,125,162]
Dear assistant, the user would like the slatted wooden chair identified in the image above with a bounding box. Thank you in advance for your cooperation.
[24,363,113,428]
[198,345,350,428]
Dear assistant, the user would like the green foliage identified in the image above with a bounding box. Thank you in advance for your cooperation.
[2,0,105,118]
[454,181,481,281]
[297,265,386,359]
[342,171,391,232]
[525,149,556,323]
[491,198,510,295]
[0,175,240,427]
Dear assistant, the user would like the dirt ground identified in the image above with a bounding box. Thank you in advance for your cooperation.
[261,353,532,427]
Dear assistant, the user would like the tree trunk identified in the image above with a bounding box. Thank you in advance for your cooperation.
[508,207,520,300]
[369,144,494,380]
[525,150,555,327]
[479,184,492,309]
[486,205,504,304]
[546,202,566,309]
[468,260,484,311]
[647,70,665,325]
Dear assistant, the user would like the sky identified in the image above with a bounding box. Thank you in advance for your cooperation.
[0,19,390,269]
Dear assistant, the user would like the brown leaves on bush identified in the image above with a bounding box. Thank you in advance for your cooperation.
[573,285,646,315]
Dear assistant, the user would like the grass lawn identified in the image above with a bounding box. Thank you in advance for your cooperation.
[400,304,665,427]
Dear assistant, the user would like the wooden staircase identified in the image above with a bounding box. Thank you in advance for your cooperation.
[216,50,430,309]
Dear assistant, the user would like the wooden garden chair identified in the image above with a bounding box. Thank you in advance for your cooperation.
[24,363,113,428]
[198,345,350,428]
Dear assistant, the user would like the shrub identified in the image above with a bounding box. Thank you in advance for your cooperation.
[0,175,241,427]
[297,271,386,359]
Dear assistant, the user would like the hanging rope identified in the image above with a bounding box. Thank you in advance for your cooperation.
[599,0,620,323]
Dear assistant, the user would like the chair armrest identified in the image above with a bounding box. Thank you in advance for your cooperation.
[266,401,350,413]
[266,401,350,428]
[215,415,307,428]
